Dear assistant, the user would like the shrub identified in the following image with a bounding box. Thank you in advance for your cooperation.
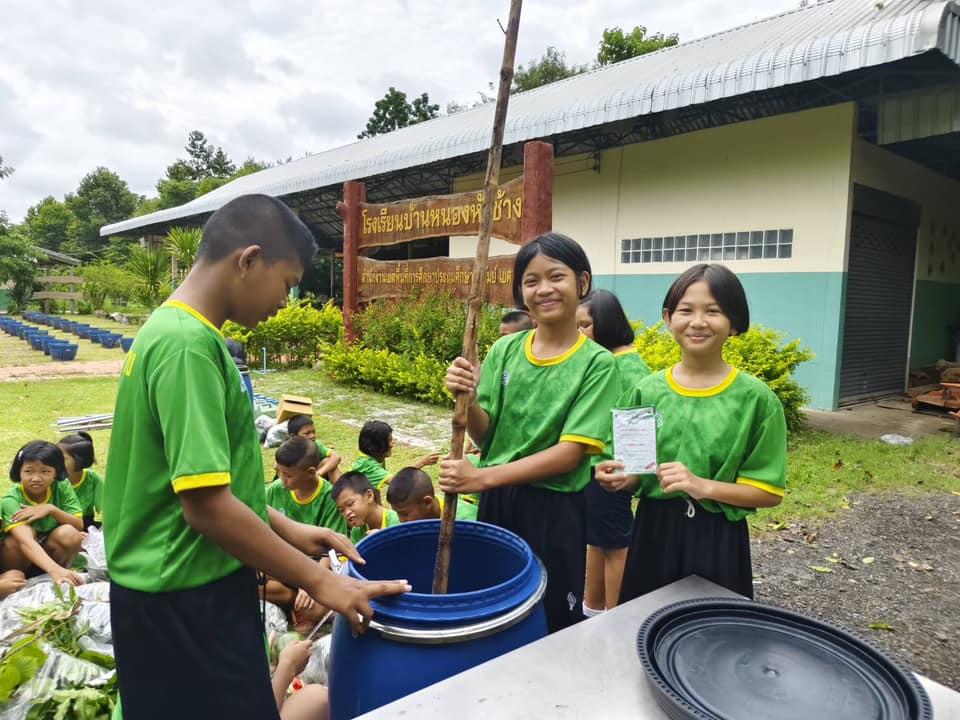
[323,342,450,404]
[635,322,813,431]
[224,299,343,368]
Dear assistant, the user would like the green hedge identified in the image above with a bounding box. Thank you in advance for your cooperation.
[224,299,342,368]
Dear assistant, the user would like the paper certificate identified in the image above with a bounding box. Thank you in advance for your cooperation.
[612,407,657,474]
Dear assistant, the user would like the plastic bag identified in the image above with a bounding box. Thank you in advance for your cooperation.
[81,527,109,582]
[264,601,289,637]
[880,433,913,446]
[264,421,290,449]
[300,633,333,686]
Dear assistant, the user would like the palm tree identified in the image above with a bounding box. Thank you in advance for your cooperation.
[165,226,202,286]
[127,245,170,310]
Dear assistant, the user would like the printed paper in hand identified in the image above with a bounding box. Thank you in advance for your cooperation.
[612,407,657,474]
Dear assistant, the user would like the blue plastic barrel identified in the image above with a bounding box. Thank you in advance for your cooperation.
[328,520,548,719]
[120,337,134,352]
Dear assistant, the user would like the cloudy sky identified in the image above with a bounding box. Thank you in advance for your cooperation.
[0,0,796,222]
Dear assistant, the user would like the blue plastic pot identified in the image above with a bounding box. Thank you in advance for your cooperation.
[50,343,78,361]
[120,337,134,352]
[328,520,548,719]
[100,333,122,349]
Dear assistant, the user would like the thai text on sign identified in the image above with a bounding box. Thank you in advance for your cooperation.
[358,176,523,249]
[357,255,515,306]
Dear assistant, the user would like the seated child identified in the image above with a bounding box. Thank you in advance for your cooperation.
[58,431,103,528]
[265,437,347,631]
[332,471,399,545]
[1,441,85,587]
[287,414,342,483]
[349,420,439,492]
[386,467,478,522]
[272,638,329,720]
[498,309,534,336]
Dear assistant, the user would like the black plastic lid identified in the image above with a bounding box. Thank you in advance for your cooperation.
[637,598,932,720]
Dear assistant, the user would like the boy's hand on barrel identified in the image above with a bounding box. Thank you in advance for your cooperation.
[445,357,479,402]
[658,462,708,499]
[438,457,484,494]
[306,527,365,565]
[319,574,411,636]
[595,460,637,492]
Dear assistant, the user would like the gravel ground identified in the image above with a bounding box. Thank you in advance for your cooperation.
[753,491,960,690]
[0,359,122,382]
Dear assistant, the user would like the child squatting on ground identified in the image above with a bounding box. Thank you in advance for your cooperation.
[103,194,410,720]
[595,263,787,602]
[348,420,440,493]
[332,471,399,546]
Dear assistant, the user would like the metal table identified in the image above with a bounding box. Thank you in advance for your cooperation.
[358,575,960,719]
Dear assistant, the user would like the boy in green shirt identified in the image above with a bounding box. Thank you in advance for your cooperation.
[286,414,341,482]
[332,471,399,545]
[103,195,409,720]
[387,467,478,523]
[267,437,346,533]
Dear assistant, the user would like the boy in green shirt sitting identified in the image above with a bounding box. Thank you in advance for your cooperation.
[103,195,409,720]
[387,467,478,523]
[286,414,341,483]
[332,471,399,545]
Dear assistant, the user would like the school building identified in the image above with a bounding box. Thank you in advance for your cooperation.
[103,0,960,410]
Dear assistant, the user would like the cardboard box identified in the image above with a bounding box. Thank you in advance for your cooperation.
[276,394,313,423]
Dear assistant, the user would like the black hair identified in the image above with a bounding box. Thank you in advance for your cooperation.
[275,436,320,468]
[358,420,393,458]
[10,440,68,483]
[662,264,750,335]
[511,232,592,308]
[197,194,317,272]
[580,290,635,350]
[332,471,379,505]
[57,431,96,470]
[286,414,315,437]
[500,310,533,329]
[225,339,246,365]
[386,467,434,506]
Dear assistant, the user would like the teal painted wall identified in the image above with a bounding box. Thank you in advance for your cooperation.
[594,272,846,410]
[911,280,960,366]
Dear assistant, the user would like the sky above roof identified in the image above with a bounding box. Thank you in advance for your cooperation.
[0,0,796,222]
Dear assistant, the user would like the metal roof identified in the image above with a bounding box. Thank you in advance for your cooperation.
[102,0,960,237]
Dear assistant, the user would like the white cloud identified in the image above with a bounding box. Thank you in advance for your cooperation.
[0,0,796,222]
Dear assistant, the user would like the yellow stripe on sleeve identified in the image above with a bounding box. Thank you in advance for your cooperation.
[736,477,786,497]
[560,435,605,454]
[172,472,232,494]
[4,521,28,532]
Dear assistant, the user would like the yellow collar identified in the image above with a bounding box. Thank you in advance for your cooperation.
[613,347,638,357]
[20,485,52,505]
[291,478,324,506]
[665,366,739,397]
[71,468,88,490]
[163,300,224,337]
[524,330,586,367]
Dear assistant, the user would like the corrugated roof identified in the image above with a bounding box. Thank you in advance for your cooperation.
[102,0,960,237]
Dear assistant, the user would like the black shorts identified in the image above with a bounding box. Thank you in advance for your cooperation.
[619,497,753,604]
[583,475,633,549]
[111,567,279,720]
[479,484,586,633]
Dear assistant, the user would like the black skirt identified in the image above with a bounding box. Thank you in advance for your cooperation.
[619,496,753,604]
[111,567,279,720]
[479,483,586,633]
[583,475,633,549]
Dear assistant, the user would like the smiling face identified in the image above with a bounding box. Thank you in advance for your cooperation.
[230,250,303,329]
[520,252,588,327]
[19,460,57,501]
[575,304,594,340]
[663,279,733,359]
[335,487,376,528]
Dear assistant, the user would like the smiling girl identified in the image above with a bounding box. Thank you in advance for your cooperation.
[441,232,620,632]
[596,264,787,601]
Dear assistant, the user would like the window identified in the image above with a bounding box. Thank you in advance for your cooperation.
[620,229,794,264]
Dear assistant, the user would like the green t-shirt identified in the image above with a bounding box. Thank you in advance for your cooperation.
[613,348,652,394]
[2,481,83,535]
[71,468,104,525]
[103,300,268,593]
[314,440,331,459]
[265,478,347,534]
[351,454,390,490]
[440,497,478,521]
[349,508,400,545]
[476,330,619,493]
[622,367,787,522]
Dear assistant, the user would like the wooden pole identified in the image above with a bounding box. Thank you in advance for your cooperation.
[432,0,523,594]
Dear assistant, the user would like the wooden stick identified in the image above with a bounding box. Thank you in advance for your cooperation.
[432,0,524,595]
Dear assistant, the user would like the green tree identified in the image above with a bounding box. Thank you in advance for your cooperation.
[165,226,202,273]
[512,47,589,92]
[208,147,236,177]
[165,159,195,182]
[156,178,199,210]
[597,25,679,65]
[63,168,139,257]
[81,261,137,310]
[126,245,171,309]
[0,226,40,313]
[358,87,440,138]
[23,196,76,252]
[185,130,215,179]
[0,155,12,180]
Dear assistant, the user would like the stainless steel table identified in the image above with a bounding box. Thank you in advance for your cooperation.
[358,575,960,719]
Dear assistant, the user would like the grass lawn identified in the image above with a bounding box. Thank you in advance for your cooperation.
[0,370,956,528]
[0,314,139,367]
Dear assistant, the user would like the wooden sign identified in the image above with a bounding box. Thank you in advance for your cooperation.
[358,255,515,307]
[359,176,524,249]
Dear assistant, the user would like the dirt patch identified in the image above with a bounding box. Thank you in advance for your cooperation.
[753,491,960,689]
[0,360,123,382]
